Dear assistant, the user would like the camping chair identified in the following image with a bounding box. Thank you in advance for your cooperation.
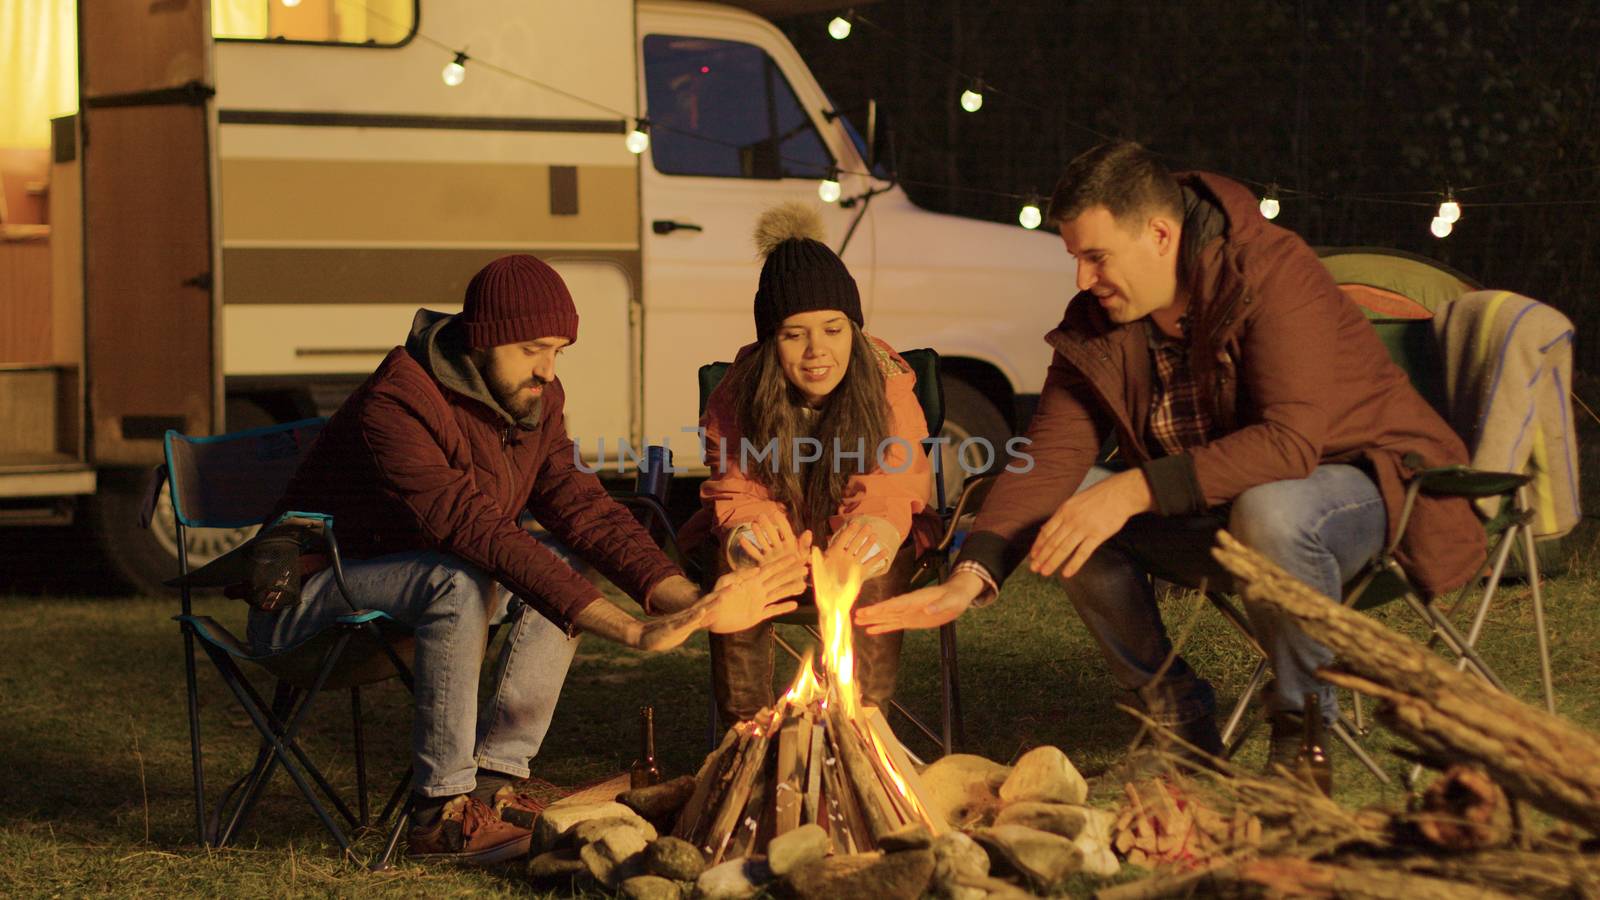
[1213,258,1572,785]
[142,418,416,866]
[671,347,992,757]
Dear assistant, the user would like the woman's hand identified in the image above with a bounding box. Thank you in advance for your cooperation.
[822,518,890,581]
[707,553,808,633]
[735,512,813,570]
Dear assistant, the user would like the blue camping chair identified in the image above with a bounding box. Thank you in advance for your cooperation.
[143,418,416,866]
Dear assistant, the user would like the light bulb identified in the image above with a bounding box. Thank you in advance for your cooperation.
[1430,216,1453,238]
[625,120,650,154]
[441,52,467,87]
[1259,196,1281,220]
[960,88,983,113]
[818,174,842,204]
[1438,199,1461,224]
[828,15,852,40]
[282,0,302,7]
[1018,203,1042,230]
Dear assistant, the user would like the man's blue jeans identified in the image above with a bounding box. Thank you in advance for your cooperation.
[1063,464,1386,724]
[248,551,580,798]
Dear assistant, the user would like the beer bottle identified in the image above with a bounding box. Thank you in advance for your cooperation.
[1297,693,1332,795]
[630,706,661,789]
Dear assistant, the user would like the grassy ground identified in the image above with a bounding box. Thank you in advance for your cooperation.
[4,409,1598,896]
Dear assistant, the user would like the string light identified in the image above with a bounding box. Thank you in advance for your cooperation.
[827,11,853,40]
[1018,196,1043,230]
[1259,184,1281,220]
[625,118,651,155]
[959,79,985,113]
[373,2,1600,237]
[441,51,468,87]
[819,166,842,204]
[1437,189,1461,225]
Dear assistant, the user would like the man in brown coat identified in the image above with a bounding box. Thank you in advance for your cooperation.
[248,254,802,864]
[859,142,1484,778]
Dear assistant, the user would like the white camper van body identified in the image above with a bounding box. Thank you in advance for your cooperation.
[1,0,1073,593]
[212,0,1070,467]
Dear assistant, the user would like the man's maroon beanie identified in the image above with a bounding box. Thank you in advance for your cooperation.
[461,254,579,349]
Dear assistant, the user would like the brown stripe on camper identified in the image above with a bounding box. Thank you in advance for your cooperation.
[219,159,638,244]
[220,247,640,306]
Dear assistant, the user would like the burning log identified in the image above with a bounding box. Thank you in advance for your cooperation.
[828,702,903,842]
[703,713,780,864]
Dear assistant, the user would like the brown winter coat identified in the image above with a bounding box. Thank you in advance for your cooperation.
[958,172,1485,597]
[274,310,681,632]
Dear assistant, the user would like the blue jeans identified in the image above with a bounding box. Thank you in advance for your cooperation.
[247,551,580,798]
[1062,464,1385,722]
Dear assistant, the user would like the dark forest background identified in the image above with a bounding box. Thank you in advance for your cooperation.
[776,0,1600,369]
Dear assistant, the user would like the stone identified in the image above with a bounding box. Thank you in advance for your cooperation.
[998,746,1088,806]
[877,823,934,851]
[526,847,588,882]
[765,823,829,876]
[695,857,770,900]
[993,801,1090,839]
[930,830,991,900]
[972,824,1084,893]
[646,835,707,881]
[534,799,657,852]
[618,775,698,824]
[1080,807,1116,846]
[778,848,934,900]
[572,815,655,848]
[1074,830,1121,878]
[580,826,650,887]
[920,754,1012,827]
[621,874,685,900]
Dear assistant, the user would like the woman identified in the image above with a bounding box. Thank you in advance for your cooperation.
[683,201,939,725]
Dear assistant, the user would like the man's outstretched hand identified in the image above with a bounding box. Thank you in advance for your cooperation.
[706,553,808,634]
[1027,468,1153,579]
[853,571,984,635]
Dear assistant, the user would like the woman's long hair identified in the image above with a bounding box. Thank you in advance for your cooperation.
[728,323,891,537]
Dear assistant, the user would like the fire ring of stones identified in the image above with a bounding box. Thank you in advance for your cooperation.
[524,554,1120,899]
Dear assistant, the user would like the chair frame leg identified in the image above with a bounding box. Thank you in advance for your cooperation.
[179,618,211,846]
[217,682,297,846]
[223,639,365,838]
[197,640,354,856]
[1515,487,1556,714]
[352,686,369,826]
[938,621,964,755]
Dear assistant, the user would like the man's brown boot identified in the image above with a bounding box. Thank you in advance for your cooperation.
[407,795,532,865]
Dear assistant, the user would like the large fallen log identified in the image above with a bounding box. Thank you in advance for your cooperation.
[1211,530,1600,833]
[1097,856,1518,900]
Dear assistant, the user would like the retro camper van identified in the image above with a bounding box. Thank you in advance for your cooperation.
[0,0,1072,593]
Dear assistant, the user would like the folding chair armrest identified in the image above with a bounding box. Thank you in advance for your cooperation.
[1413,466,1531,499]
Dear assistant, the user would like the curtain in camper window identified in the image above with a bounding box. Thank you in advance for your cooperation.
[643,34,833,180]
[211,0,414,45]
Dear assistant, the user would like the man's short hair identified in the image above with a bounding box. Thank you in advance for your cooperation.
[1045,141,1182,229]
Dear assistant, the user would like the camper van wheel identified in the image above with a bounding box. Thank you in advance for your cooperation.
[87,468,249,596]
[937,377,1011,501]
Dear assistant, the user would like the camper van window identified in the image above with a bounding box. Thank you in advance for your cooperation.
[643,35,834,180]
[211,0,417,47]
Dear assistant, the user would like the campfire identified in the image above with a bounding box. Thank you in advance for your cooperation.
[671,550,944,863]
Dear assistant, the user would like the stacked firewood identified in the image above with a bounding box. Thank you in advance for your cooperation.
[671,701,942,865]
[1111,780,1261,869]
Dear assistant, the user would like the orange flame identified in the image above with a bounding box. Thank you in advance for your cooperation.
[782,649,822,707]
[810,546,863,718]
